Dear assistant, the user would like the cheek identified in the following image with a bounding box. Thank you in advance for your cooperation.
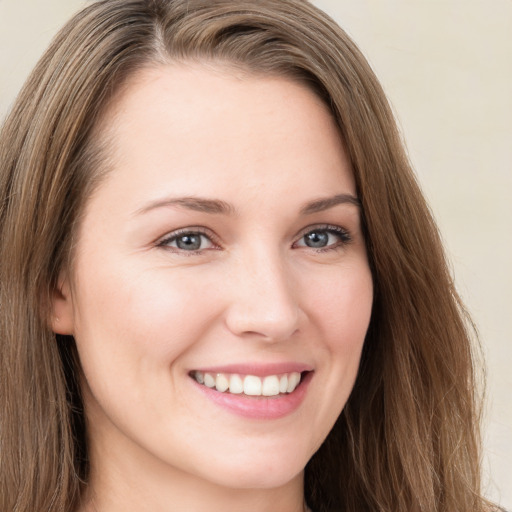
[309,262,372,393]
[290,261,373,452]
[71,261,222,390]
[308,262,373,350]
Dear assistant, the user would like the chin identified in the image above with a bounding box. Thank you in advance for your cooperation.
[212,465,304,490]
[190,449,308,490]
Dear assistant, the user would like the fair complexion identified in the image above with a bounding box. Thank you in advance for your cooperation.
[52,64,373,512]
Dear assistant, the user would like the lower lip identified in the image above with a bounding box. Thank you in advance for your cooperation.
[192,372,313,420]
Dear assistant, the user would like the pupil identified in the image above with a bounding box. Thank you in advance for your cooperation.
[305,231,328,248]
[177,234,201,250]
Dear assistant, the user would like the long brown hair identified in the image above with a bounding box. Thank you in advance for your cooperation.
[0,1,492,511]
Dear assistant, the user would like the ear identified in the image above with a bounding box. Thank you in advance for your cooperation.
[50,273,75,335]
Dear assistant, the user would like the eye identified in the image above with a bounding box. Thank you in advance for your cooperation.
[158,230,215,252]
[294,226,351,250]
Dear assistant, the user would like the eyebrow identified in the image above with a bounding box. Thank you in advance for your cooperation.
[300,193,361,214]
[135,196,235,216]
[134,192,360,217]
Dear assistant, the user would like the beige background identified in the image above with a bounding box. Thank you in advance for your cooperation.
[1,0,510,506]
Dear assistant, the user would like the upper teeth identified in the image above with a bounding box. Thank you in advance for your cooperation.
[193,371,302,396]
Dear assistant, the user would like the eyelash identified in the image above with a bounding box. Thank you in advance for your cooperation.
[157,227,219,255]
[156,224,352,254]
[294,224,352,252]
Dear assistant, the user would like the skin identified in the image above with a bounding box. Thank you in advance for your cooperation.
[52,63,373,512]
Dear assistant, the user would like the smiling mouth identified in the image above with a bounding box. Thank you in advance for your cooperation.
[191,371,306,397]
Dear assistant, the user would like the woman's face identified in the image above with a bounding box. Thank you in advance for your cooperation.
[53,64,373,492]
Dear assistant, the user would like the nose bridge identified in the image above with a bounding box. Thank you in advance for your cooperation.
[225,243,300,341]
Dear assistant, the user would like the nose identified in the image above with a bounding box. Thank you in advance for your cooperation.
[224,249,301,342]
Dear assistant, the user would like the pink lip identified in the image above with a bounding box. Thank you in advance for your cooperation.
[191,370,313,420]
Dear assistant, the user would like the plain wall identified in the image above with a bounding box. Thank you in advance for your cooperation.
[1,0,510,506]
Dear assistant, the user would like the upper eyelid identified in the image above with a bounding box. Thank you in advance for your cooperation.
[156,227,219,247]
[292,224,352,248]
[294,223,351,239]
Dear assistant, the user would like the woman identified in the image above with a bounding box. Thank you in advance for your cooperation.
[0,1,496,511]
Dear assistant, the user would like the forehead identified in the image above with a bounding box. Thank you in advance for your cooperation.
[87,62,354,209]
[103,62,337,138]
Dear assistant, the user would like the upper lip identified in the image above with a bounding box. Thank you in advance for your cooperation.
[190,362,313,377]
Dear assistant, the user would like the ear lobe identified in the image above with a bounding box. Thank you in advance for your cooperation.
[50,275,75,335]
